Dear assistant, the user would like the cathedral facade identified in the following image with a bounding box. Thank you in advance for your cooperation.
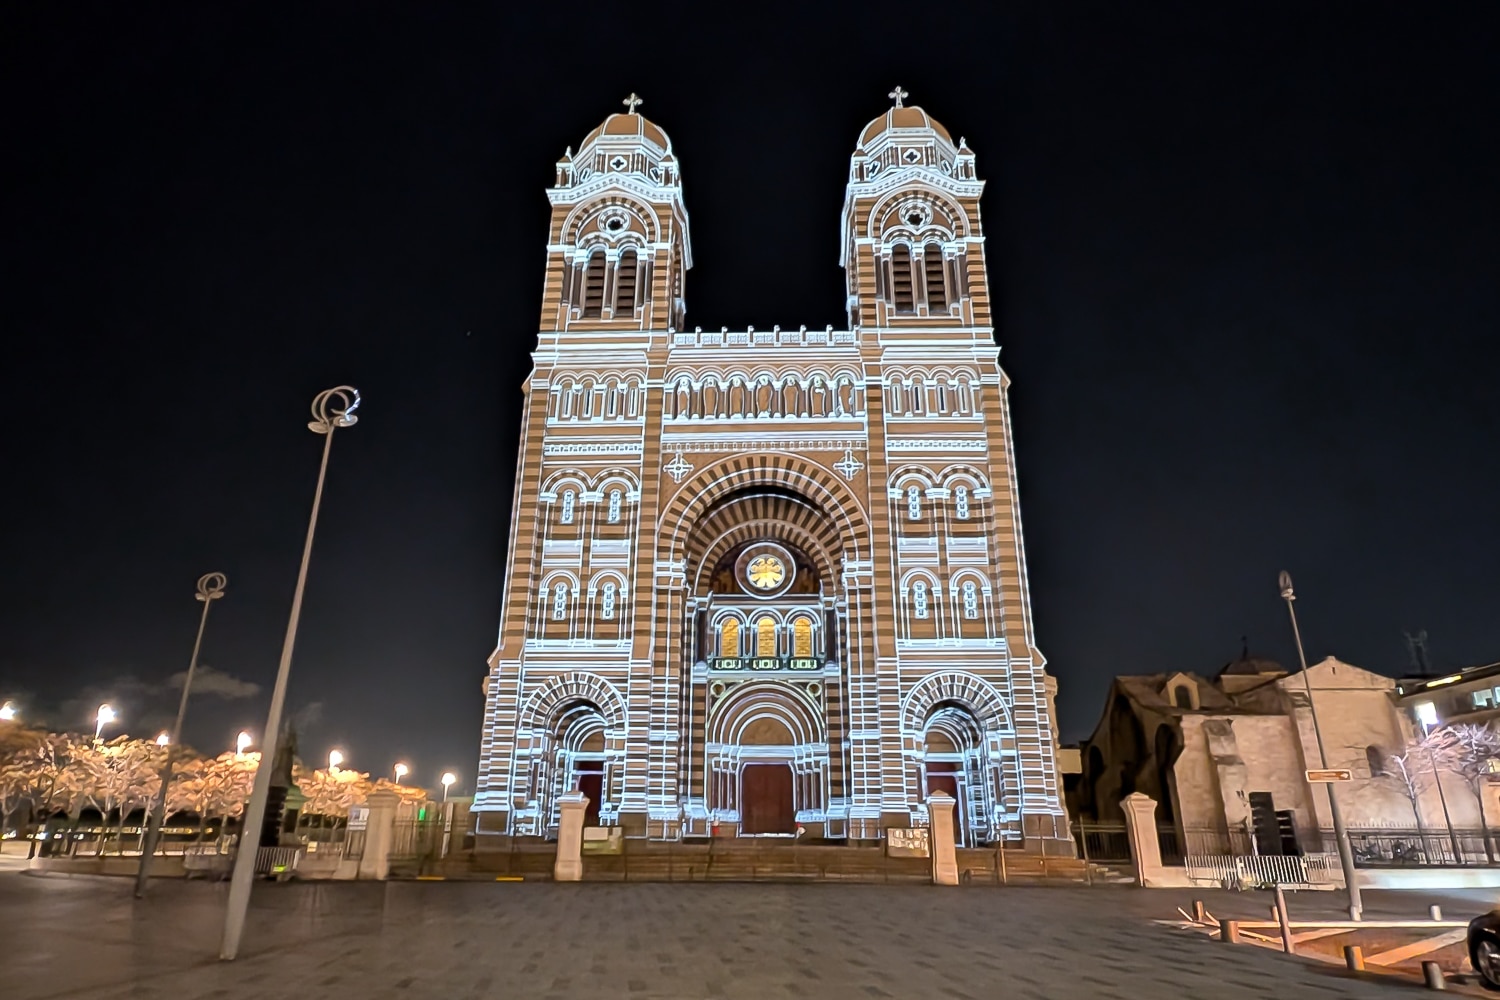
[473,92,1071,854]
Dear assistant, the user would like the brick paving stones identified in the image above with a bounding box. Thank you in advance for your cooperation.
[0,874,1468,999]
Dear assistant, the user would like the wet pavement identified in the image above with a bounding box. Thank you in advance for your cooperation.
[2,872,1488,999]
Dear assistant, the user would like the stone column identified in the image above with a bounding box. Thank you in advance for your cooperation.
[928,792,959,886]
[1121,792,1163,888]
[356,790,401,881]
[554,791,589,882]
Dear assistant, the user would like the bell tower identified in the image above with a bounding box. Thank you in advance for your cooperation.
[542,93,691,333]
[841,86,985,333]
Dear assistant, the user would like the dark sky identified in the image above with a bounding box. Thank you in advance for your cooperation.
[3,4,1496,786]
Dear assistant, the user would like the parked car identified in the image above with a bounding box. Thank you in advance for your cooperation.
[1468,910,1500,990]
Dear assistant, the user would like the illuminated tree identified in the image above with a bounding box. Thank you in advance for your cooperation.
[1441,723,1500,860]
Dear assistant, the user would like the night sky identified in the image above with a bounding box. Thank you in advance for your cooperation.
[3,5,1496,788]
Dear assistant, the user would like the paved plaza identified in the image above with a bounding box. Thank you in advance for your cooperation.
[2,872,1491,999]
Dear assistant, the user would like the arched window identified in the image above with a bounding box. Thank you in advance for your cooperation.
[607,489,622,524]
[719,618,740,658]
[560,489,576,524]
[600,582,616,620]
[913,581,929,619]
[924,242,947,311]
[891,245,915,314]
[581,252,606,318]
[552,583,569,620]
[906,485,922,520]
[1170,684,1193,710]
[614,250,638,314]
[792,617,813,657]
[1366,745,1386,777]
[961,581,978,619]
[756,616,777,657]
[954,485,970,520]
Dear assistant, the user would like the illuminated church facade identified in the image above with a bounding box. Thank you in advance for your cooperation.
[473,91,1072,854]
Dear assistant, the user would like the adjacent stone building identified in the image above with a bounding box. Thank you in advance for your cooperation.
[471,92,1072,855]
[1074,653,1492,854]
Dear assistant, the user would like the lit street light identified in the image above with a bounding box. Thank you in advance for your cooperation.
[136,571,228,898]
[156,732,170,747]
[0,701,16,722]
[328,749,344,772]
[441,772,457,802]
[94,704,117,742]
[222,386,360,962]
[393,763,409,784]
[236,732,253,755]
[1279,571,1362,920]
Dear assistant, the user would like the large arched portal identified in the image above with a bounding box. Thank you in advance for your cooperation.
[705,682,828,835]
[676,479,853,838]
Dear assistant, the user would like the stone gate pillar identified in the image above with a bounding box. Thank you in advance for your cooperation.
[1120,792,1163,887]
[928,791,959,886]
[554,790,589,882]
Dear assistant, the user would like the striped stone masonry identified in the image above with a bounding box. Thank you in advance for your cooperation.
[473,97,1072,856]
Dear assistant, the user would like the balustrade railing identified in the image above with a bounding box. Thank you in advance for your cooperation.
[709,656,823,671]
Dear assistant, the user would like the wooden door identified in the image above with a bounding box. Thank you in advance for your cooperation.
[577,770,603,827]
[925,771,963,844]
[741,764,795,834]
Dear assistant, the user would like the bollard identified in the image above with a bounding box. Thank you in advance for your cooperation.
[1343,945,1365,971]
[1191,899,1207,923]
[1273,884,1295,955]
[1421,960,1446,990]
[1429,904,1443,921]
[1220,919,1241,944]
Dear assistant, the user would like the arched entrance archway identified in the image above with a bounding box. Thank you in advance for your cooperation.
[922,701,987,845]
[706,682,827,836]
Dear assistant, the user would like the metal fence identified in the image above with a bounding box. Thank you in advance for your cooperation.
[1184,852,1337,886]
[1073,823,1130,863]
[1325,828,1500,868]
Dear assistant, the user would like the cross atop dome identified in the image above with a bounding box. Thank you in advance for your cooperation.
[888,86,908,109]
[622,92,643,114]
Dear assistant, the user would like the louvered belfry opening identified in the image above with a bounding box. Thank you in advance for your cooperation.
[614,250,638,314]
[891,245,915,314]
[581,252,606,317]
[924,243,947,311]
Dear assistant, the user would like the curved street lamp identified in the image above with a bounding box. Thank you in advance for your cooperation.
[136,571,228,898]
[222,387,359,961]
[0,701,16,722]
[393,762,409,784]
[236,731,253,756]
[441,772,457,802]
[1279,571,1363,919]
[94,704,117,742]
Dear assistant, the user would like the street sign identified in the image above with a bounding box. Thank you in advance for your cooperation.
[1305,769,1353,782]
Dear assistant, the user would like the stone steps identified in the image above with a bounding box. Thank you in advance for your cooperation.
[448,840,1105,885]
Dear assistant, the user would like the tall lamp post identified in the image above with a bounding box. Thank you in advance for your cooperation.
[221,386,359,961]
[136,571,227,897]
[1279,571,1362,919]
[441,772,457,802]
[393,763,408,784]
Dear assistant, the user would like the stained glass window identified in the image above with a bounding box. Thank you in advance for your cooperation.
[601,582,616,620]
[913,581,929,619]
[793,617,813,657]
[560,489,575,524]
[757,616,777,657]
